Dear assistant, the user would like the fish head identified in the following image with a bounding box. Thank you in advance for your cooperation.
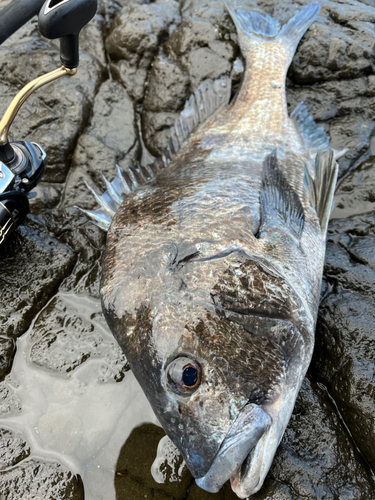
[102,238,313,496]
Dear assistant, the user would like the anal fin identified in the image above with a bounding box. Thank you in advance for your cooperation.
[304,148,338,237]
[291,102,330,157]
[259,152,304,241]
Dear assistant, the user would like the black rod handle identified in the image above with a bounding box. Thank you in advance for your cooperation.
[38,0,97,69]
[0,0,46,45]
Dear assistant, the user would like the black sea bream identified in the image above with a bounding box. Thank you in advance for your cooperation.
[82,2,341,497]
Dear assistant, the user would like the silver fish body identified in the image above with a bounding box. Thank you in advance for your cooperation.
[87,2,339,497]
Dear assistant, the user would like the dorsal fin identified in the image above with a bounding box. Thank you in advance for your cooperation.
[304,148,338,237]
[165,74,231,163]
[76,160,160,231]
[259,151,304,241]
[77,75,232,230]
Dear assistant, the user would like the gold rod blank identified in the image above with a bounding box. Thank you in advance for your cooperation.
[0,66,77,146]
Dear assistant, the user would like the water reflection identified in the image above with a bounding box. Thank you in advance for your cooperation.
[0,292,158,500]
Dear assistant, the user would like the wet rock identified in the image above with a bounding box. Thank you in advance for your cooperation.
[186,483,231,500]
[0,380,21,417]
[106,0,181,102]
[287,76,375,176]
[80,14,107,68]
[115,471,156,500]
[28,291,128,382]
[332,156,375,219]
[0,458,84,500]
[328,116,375,175]
[313,212,375,470]
[62,79,139,209]
[259,377,374,499]
[110,59,149,103]
[0,336,15,380]
[0,224,76,339]
[0,428,30,470]
[284,0,375,83]
[31,208,106,296]
[143,55,190,113]
[29,183,63,213]
[0,39,103,183]
[115,423,193,499]
[141,1,237,155]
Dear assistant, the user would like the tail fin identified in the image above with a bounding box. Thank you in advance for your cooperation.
[225,2,320,58]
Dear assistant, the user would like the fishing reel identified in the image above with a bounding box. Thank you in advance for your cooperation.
[0,0,97,249]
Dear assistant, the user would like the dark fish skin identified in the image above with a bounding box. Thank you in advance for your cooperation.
[98,2,340,498]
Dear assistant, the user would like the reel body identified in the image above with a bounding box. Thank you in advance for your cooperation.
[0,0,97,250]
[0,142,46,247]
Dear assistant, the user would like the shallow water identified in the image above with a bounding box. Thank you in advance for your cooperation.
[0,292,158,500]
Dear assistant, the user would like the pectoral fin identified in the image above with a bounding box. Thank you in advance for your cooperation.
[259,152,304,241]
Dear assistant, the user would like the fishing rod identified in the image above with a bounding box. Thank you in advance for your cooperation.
[0,0,97,249]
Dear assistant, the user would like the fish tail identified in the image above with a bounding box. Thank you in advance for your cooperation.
[225,2,320,59]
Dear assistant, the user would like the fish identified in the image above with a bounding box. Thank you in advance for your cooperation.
[80,2,341,497]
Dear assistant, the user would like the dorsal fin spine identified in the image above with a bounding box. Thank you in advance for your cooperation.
[79,74,232,231]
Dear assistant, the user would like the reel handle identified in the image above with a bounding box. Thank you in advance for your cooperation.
[38,0,97,68]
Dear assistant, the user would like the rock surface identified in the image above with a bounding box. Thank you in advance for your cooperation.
[0,458,84,500]
[0,0,374,498]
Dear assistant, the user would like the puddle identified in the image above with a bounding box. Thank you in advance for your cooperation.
[0,292,159,500]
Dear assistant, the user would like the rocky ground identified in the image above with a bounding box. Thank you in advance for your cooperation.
[0,0,375,498]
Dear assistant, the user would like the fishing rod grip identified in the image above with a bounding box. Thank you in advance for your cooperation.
[0,0,46,45]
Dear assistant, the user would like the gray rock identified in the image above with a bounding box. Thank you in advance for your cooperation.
[141,2,238,155]
[0,428,30,470]
[0,34,103,183]
[313,211,375,471]
[34,208,106,295]
[288,0,375,83]
[29,293,129,382]
[332,156,375,218]
[106,0,181,102]
[0,224,76,340]
[61,80,139,209]
[0,458,84,500]
[261,378,374,499]
[115,423,193,500]
[0,381,21,417]
[0,336,14,380]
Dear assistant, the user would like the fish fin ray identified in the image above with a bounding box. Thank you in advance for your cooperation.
[305,148,338,236]
[225,3,319,59]
[165,74,231,161]
[80,75,231,231]
[260,151,304,241]
[78,159,161,231]
[224,4,280,38]
[75,206,112,231]
[278,3,320,49]
[291,102,330,156]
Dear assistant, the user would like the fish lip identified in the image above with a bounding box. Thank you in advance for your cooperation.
[229,447,259,499]
[195,403,272,494]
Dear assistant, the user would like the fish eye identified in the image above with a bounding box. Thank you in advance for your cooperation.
[167,357,202,394]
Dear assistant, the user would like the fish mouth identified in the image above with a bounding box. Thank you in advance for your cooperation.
[195,403,272,496]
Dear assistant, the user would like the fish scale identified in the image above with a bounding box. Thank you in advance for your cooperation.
[80,2,340,498]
